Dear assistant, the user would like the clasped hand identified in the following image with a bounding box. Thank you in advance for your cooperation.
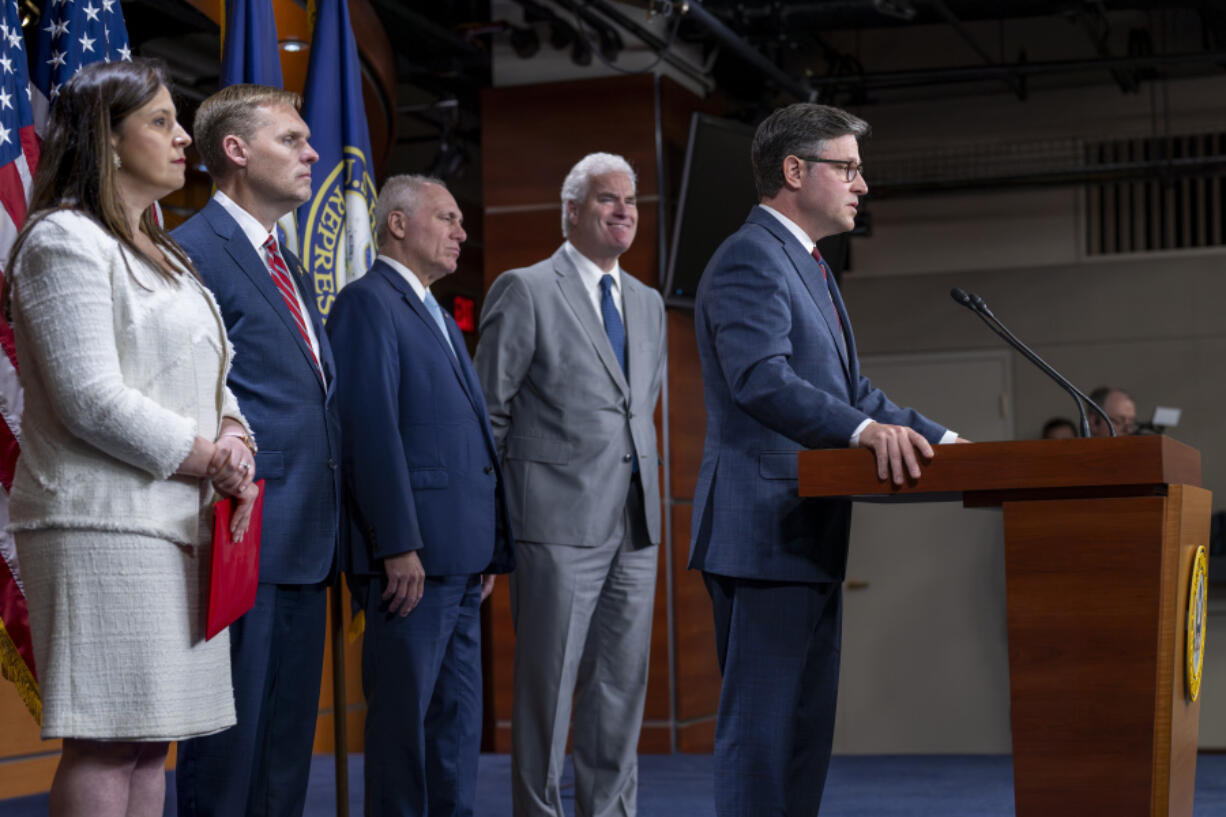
[208,435,258,540]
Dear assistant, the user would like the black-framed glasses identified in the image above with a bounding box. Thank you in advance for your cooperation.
[794,156,864,183]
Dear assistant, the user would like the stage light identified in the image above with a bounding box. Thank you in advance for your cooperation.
[509,24,540,59]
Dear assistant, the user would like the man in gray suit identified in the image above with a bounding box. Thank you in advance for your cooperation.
[475,152,666,817]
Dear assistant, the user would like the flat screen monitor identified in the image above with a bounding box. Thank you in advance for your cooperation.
[664,112,851,309]
[664,114,757,308]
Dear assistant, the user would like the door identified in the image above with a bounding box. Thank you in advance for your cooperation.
[832,350,1015,753]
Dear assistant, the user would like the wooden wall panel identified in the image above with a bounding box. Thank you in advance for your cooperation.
[0,678,59,799]
[483,205,660,293]
[482,75,659,208]
[671,508,720,725]
[0,755,60,800]
[667,310,704,502]
[677,718,717,754]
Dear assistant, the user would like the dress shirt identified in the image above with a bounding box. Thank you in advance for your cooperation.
[563,241,624,324]
[377,254,434,303]
[213,190,321,363]
[758,204,958,447]
[377,255,459,358]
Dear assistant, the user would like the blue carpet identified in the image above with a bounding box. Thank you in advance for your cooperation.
[4,753,1224,815]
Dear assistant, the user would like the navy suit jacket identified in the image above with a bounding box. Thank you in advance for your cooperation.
[689,206,945,584]
[327,260,514,580]
[173,199,341,584]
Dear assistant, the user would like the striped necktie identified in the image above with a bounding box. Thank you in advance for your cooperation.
[263,236,323,381]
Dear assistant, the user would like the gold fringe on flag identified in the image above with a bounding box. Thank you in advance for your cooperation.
[0,617,41,725]
[347,608,364,643]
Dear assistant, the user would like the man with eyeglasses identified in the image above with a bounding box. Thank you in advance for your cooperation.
[689,102,967,817]
[1088,385,1137,436]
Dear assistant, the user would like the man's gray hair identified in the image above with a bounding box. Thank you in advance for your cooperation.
[559,152,636,238]
[751,103,870,199]
[374,174,448,243]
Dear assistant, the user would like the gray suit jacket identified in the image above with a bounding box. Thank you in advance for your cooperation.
[475,244,666,548]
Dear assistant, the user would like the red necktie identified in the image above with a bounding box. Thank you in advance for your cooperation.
[263,236,323,380]
[811,247,843,332]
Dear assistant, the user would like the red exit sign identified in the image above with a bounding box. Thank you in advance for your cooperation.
[452,295,476,333]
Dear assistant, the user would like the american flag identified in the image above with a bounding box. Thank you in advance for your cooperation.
[0,0,131,725]
[31,0,131,132]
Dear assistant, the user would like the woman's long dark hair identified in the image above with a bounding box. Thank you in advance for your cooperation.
[2,59,196,317]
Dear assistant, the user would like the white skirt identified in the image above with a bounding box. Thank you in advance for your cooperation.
[16,528,236,741]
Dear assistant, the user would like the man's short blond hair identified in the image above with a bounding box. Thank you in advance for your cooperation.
[193,84,302,178]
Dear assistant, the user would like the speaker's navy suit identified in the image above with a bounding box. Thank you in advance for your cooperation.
[173,198,342,817]
[328,259,513,817]
[690,206,946,816]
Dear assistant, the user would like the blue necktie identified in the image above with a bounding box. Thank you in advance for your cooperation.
[424,290,457,360]
[600,274,637,474]
[599,274,626,373]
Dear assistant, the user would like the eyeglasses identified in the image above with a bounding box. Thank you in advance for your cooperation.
[794,156,864,183]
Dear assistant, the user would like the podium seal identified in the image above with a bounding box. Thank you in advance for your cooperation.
[1186,545,1208,702]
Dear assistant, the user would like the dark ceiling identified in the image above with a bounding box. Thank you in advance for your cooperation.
[107,0,1226,183]
[367,1,1226,172]
[375,1,1226,107]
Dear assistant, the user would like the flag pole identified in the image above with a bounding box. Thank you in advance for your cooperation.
[329,574,349,817]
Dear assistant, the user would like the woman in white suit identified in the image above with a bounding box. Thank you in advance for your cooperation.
[3,60,259,816]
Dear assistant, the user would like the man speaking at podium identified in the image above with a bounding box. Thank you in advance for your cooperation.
[689,102,966,816]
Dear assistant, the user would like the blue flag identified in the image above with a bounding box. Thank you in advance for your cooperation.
[31,0,132,133]
[294,0,375,317]
[218,0,295,247]
[220,0,283,87]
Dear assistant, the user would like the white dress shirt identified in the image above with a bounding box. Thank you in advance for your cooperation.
[563,241,624,324]
[213,190,322,363]
[758,205,957,447]
[377,254,431,303]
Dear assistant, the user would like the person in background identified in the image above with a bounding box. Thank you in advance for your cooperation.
[172,84,342,817]
[1041,417,1078,439]
[4,59,256,817]
[1088,386,1137,437]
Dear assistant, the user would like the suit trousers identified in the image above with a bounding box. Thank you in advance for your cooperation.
[177,581,328,817]
[703,573,843,817]
[362,574,484,817]
[510,480,657,817]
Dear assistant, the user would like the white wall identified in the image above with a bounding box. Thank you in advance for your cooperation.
[839,73,1226,506]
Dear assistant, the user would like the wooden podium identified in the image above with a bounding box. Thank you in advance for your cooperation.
[797,435,1210,817]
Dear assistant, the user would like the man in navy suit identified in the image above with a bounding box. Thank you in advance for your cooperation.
[690,103,967,816]
[328,175,514,817]
[173,85,341,817]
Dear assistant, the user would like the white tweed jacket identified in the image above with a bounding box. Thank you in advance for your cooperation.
[7,210,249,546]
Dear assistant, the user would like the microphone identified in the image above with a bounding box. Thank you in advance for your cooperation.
[949,288,1112,438]
[962,292,1116,436]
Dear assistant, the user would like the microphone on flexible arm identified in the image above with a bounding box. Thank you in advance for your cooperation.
[949,288,1114,438]
[962,291,1116,437]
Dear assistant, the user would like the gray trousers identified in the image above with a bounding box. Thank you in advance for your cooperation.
[509,481,658,817]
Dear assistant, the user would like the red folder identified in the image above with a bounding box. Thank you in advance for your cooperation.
[206,480,265,641]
